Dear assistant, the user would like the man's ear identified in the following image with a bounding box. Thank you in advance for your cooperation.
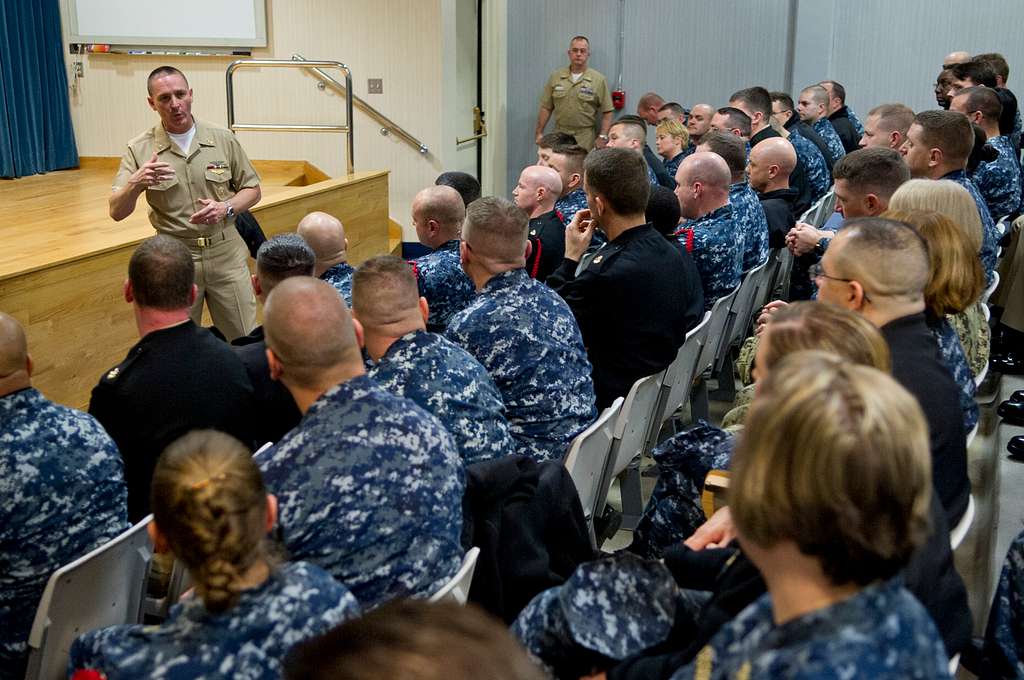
[459,240,470,266]
[25,353,34,379]
[428,218,441,237]
[147,521,171,554]
[419,297,430,324]
[569,172,583,190]
[187,283,198,306]
[525,239,533,261]
[768,164,780,179]
[889,131,902,149]
[849,280,869,310]
[266,347,284,381]
[351,317,366,349]
[864,193,882,215]
[929,148,944,168]
[123,279,133,304]
[251,274,262,297]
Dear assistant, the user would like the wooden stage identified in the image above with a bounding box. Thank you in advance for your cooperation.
[1,158,391,409]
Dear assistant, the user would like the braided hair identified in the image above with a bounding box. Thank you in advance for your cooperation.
[150,430,270,613]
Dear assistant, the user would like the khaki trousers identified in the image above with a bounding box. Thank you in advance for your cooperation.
[187,227,257,341]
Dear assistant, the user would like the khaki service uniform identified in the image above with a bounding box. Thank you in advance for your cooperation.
[539,67,614,150]
[114,119,259,340]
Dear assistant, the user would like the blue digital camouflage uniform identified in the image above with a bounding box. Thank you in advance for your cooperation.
[788,130,831,200]
[1,388,128,680]
[555,188,589,226]
[1013,108,1022,152]
[663,150,689,181]
[943,169,1000,283]
[320,262,355,306]
[971,134,1022,219]
[446,268,597,462]
[812,118,847,163]
[512,553,684,678]
[409,239,476,332]
[69,561,358,680]
[630,422,734,560]
[366,329,515,465]
[674,204,742,310]
[930,317,980,433]
[646,161,659,187]
[670,578,952,680]
[846,105,865,138]
[255,374,464,608]
[983,528,1024,677]
[729,183,770,271]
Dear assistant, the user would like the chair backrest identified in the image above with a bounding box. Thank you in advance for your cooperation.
[769,247,794,301]
[694,287,739,379]
[24,517,154,680]
[950,495,975,550]
[700,469,731,520]
[981,271,1000,305]
[722,261,769,352]
[429,546,481,605]
[798,187,837,227]
[655,312,712,429]
[608,373,663,479]
[563,399,622,529]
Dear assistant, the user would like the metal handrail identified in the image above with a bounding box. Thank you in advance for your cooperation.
[292,53,429,155]
[226,59,355,175]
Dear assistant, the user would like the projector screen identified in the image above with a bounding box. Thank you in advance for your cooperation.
[68,0,267,47]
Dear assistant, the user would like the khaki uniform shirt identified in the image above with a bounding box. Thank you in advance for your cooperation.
[539,66,613,149]
[113,119,260,239]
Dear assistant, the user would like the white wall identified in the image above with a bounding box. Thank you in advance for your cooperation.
[60,0,446,240]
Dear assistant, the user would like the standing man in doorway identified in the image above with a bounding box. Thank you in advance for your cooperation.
[109,66,261,341]
[535,36,614,151]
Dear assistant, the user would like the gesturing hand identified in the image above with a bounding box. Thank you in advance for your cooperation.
[684,506,737,551]
[189,198,228,225]
[564,208,596,262]
[131,152,175,189]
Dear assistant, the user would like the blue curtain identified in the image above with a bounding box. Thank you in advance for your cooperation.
[0,0,78,178]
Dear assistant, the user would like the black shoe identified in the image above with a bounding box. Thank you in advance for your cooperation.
[1009,389,1024,404]
[992,353,1024,376]
[1009,435,1024,460]
[999,399,1024,425]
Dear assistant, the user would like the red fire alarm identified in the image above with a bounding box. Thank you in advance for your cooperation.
[612,89,626,110]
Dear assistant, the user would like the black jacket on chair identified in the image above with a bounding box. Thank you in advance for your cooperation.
[462,455,595,622]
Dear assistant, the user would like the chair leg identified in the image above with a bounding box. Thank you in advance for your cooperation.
[619,466,644,531]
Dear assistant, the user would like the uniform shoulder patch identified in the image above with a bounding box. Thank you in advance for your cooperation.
[100,346,144,385]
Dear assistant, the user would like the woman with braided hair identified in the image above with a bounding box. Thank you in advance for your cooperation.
[69,430,359,679]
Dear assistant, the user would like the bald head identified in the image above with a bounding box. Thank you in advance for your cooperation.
[412,185,467,249]
[264,277,362,391]
[748,138,797,192]
[674,152,731,219]
[297,212,347,275]
[944,51,971,69]
[0,313,29,387]
[687,104,715,143]
[513,165,562,216]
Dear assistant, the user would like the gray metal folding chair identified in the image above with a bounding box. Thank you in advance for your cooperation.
[563,398,623,547]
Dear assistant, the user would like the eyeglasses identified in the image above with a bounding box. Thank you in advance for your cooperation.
[810,263,872,303]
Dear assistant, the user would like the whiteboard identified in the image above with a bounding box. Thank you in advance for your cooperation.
[68,0,267,47]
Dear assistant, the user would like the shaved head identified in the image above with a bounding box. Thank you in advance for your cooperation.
[513,165,562,215]
[681,150,732,189]
[944,51,971,68]
[297,211,347,275]
[691,104,714,118]
[351,255,421,329]
[264,277,361,390]
[0,312,28,378]
[412,185,466,247]
[521,165,562,195]
[830,217,929,304]
[753,137,797,174]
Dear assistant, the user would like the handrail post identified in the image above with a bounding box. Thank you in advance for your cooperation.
[225,59,355,175]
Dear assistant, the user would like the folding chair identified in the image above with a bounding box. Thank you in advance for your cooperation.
[563,398,623,547]
[429,547,481,605]
[600,373,664,532]
[647,311,712,449]
[798,187,837,228]
[950,495,976,551]
[691,288,739,422]
[700,470,731,520]
[981,271,1000,305]
[24,516,154,680]
[710,263,769,404]
[768,247,794,301]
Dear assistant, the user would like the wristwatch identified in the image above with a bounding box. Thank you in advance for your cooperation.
[224,202,235,218]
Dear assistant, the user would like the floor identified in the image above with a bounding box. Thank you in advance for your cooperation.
[601,369,1024,679]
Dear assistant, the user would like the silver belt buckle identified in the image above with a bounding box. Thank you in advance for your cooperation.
[195,235,212,248]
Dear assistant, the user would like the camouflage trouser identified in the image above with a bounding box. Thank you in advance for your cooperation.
[736,336,759,386]
[628,423,734,560]
[983,528,1024,677]
[511,553,699,678]
[948,304,991,379]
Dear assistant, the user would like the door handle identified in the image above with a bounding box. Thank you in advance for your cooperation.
[457,106,487,145]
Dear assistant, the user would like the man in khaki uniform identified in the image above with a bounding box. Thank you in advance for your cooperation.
[109,66,260,341]
[535,36,614,151]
